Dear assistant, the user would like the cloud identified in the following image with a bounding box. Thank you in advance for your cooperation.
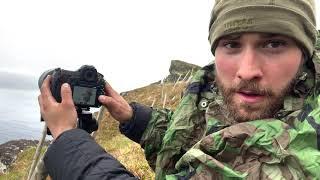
[0,71,38,90]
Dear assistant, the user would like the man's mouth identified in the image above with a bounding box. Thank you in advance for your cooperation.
[236,90,265,103]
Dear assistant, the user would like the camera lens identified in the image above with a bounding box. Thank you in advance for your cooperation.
[84,70,95,81]
[38,68,56,88]
[79,65,98,82]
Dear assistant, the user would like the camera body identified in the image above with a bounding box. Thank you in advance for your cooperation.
[39,65,105,108]
[38,65,105,134]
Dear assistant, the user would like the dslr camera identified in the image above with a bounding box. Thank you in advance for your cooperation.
[38,65,106,134]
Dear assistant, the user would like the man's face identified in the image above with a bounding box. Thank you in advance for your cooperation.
[214,33,303,122]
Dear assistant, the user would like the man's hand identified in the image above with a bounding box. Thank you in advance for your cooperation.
[98,83,133,123]
[38,75,77,139]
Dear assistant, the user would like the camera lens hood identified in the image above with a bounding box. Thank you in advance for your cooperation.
[38,68,56,88]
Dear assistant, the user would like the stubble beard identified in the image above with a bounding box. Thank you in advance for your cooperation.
[215,76,294,123]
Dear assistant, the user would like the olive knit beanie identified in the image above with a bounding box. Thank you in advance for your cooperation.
[209,0,318,57]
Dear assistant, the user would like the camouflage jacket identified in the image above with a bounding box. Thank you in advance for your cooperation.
[137,52,320,180]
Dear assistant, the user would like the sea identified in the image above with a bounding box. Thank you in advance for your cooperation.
[0,88,44,144]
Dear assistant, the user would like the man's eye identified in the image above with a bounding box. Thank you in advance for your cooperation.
[264,40,287,48]
[223,41,241,48]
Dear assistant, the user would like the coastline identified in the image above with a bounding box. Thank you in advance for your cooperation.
[0,139,50,174]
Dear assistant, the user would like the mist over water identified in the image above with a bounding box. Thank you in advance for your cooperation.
[0,88,43,144]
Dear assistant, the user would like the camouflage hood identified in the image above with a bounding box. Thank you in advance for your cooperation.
[153,52,320,179]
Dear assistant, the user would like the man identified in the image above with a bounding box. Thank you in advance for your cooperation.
[39,0,320,179]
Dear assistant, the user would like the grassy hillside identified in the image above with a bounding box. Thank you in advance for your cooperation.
[0,82,187,180]
[95,82,186,179]
[0,147,48,180]
[316,31,320,51]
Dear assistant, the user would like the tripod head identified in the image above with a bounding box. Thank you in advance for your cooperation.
[76,107,98,134]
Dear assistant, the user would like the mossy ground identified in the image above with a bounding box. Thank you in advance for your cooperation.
[0,147,47,180]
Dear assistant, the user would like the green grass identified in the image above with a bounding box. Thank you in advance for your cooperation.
[0,147,47,180]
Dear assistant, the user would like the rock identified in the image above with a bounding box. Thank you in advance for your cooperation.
[316,30,320,51]
[0,162,6,174]
[153,60,201,84]
[0,139,49,173]
[120,92,129,97]
[164,60,201,83]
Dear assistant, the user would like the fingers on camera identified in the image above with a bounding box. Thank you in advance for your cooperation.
[104,83,119,97]
[61,83,74,106]
[38,95,44,112]
[40,75,55,103]
[38,94,48,113]
[99,95,115,108]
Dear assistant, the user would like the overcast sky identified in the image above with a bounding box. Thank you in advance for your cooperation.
[0,0,319,92]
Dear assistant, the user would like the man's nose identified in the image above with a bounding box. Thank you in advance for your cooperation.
[236,47,263,81]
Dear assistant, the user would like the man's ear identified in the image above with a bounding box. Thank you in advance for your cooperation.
[292,52,316,98]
